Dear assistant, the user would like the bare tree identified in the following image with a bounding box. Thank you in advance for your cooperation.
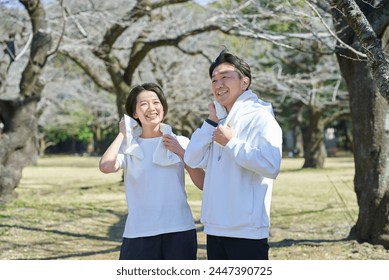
[0,0,239,202]
[330,0,389,248]
[216,0,389,248]
[254,49,350,167]
[218,0,351,167]
[0,0,57,203]
[58,0,232,135]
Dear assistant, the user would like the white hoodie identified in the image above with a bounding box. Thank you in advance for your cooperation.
[184,90,282,239]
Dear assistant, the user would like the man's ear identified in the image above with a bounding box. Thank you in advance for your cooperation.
[242,77,250,88]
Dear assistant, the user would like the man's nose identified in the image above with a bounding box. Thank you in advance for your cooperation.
[214,79,223,88]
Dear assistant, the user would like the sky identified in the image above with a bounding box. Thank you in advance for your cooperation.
[193,0,216,5]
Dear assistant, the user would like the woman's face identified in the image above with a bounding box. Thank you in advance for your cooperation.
[133,90,164,126]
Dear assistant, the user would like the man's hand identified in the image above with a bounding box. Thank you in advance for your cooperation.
[208,101,218,123]
[213,124,235,146]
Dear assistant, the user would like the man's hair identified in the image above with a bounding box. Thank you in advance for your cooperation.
[209,49,251,89]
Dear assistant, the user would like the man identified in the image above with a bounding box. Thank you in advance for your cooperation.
[184,49,282,260]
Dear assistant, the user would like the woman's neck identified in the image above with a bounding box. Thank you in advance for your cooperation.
[141,124,162,138]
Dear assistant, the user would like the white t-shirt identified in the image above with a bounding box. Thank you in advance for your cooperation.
[117,136,195,238]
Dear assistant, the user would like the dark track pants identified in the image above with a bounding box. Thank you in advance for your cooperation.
[119,229,197,260]
[206,235,269,260]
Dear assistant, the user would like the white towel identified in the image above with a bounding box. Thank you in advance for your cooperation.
[213,100,227,121]
[152,123,181,166]
[123,114,181,166]
[123,114,143,158]
[213,89,275,122]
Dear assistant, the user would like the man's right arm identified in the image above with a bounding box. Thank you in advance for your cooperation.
[184,121,216,169]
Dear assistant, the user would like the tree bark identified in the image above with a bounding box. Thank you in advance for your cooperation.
[331,0,389,248]
[0,0,52,203]
[337,55,389,248]
[332,0,389,102]
[302,107,326,168]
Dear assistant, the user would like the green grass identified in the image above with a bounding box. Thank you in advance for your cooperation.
[0,155,388,260]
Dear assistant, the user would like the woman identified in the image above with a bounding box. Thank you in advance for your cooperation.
[99,83,204,260]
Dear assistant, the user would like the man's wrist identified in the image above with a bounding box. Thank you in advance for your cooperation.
[205,118,218,127]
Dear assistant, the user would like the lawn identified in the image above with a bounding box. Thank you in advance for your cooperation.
[0,155,388,260]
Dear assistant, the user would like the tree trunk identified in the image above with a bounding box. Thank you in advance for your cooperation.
[302,107,326,168]
[0,0,52,203]
[331,0,389,248]
[294,125,304,157]
[295,104,305,157]
[0,101,39,202]
[338,57,389,247]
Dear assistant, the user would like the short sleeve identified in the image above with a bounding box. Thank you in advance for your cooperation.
[116,153,125,169]
[116,141,126,169]
[177,135,190,150]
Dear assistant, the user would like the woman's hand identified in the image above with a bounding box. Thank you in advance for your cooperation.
[119,117,126,135]
[162,134,185,159]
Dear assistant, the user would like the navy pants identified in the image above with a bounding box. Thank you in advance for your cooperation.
[207,235,269,260]
[119,229,197,260]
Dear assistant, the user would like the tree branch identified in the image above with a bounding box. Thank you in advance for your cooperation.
[331,0,389,102]
[60,49,114,93]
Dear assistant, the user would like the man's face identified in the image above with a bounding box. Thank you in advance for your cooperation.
[211,63,249,112]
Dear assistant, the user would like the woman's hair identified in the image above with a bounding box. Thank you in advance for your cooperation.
[209,49,251,89]
[125,83,168,126]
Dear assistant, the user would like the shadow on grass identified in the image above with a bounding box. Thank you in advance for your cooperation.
[1,213,208,260]
[37,246,122,260]
[192,219,351,252]
[0,223,123,260]
[195,219,206,251]
[270,237,352,248]
[279,206,332,217]
[106,209,126,242]
[0,224,116,241]
[0,223,353,259]
[0,210,127,260]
